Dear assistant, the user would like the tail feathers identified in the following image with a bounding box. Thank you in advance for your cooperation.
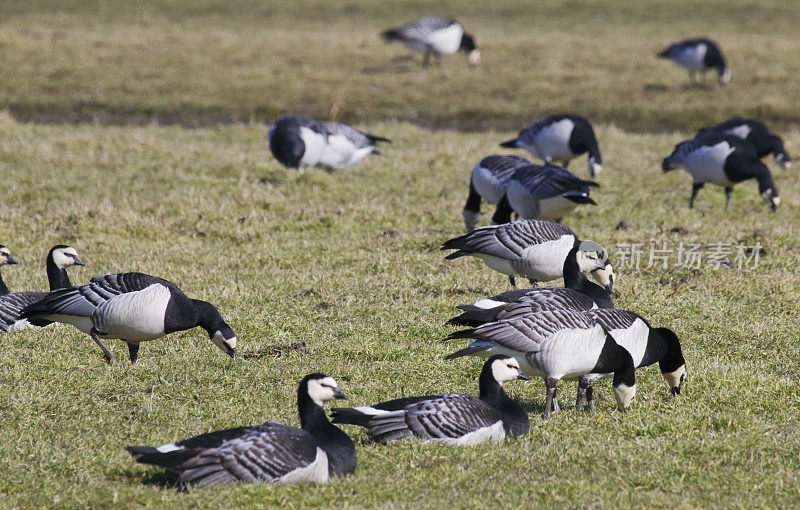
[330,407,373,427]
[441,233,469,252]
[127,446,160,458]
[443,328,481,341]
[443,250,471,260]
[368,413,413,444]
[126,445,197,469]
[381,29,403,42]
[578,178,600,188]
[499,138,519,148]
[366,134,391,143]
[445,345,492,360]
[446,305,503,326]
[563,194,597,205]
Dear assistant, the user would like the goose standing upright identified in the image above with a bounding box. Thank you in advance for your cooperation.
[441,219,615,288]
[662,133,780,211]
[381,16,481,66]
[331,356,529,445]
[0,245,85,333]
[268,117,390,170]
[127,373,355,489]
[658,37,730,85]
[444,310,636,418]
[462,155,531,231]
[20,272,237,364]
[574,309,686,411]
[500,115,603,178]
[697,118,792,169]
[495,163,599,223]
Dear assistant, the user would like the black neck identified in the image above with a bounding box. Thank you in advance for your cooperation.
[768,135,787,159]
[46,256,71,290]
[562,241,612,307]
[193,299,223,334]
[611,343,636,388]
[464,179,482,215]
[0,270,8,295]
[655,327,685,374]
[491,195,513,225]
[587,139,601,162]
[297,391,356,477]
[751,163,776,193]
[478,364,529,436]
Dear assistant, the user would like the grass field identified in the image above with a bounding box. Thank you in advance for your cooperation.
[1,1,800,509]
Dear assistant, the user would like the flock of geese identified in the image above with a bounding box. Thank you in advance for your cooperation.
[6,14,792,490]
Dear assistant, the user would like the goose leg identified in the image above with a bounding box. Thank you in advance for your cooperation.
[689,182,703,208]
[543,377,559,419]
[688,70,695,84]
[127,342,140,365]
[90,328,115,364]
[586,386,595,412]
[576,377,591,411]
[527,278,538,286]
[725,186,733,207]
[552,387,560,414]
[509,276,516,288]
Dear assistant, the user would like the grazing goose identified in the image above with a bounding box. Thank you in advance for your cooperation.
[500,115,603,178]
[268,117,390,170]
[698,118,792,169]
[575,309,686,411]
[495,163,599,223]
[662,133,780,211]
[0,245,19,295]
[0,245,85,333]
[20,272,237,364]
[658,37,730,85]
[462,155,531,231]
[381,16,480,66]
[444,310,636,418]
[127,373,355,489]
[441,219,615,289]
[330,356,529,445]
[447,244,615,327]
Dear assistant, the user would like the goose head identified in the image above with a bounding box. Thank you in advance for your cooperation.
[0,246,18,266]
[577,241,615,292]
[304,374,347,407]
[460,33,480,66]
[488,355,529,384]
[50,245,85,268]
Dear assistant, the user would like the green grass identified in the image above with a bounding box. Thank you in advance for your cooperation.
[1,1,800,508]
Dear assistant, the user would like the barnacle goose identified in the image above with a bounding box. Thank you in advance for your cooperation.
[447,244,614,327]
[0,245,19,295]
[268,117,390,170]
[662,133,780,211]
[441,219,615,289]
[658,38,730,85]
[575,309,686,411]
[500,115,603,178]
[330,356,528,446]
[698,117,792,169]
[462,155,531,231]
[0,245,85,333]
[20,272,237,364]
[496,163,599,223]
[127,373,355,489]
[444,310,636,418]
[381,16,480,66]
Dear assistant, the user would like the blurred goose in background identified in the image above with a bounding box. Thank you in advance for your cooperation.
[268,117,390,170]
[575,309,686,411]
[500,115,603,178]
[658,37,730,85]
[662,133,780,211]
[0,245,19,295]
[0,245,84,333]
[496,163,599,223]
[697,117,792,169]
[441,219,614,289]
[331,356,528,445]
[20,272,237,364]
[462,155,531,231]
[444,310,636,418]
[381,16,480,66]
[127,373,355,489]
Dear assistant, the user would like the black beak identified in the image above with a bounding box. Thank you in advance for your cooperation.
[6,255,18,265]
[770,203,777,213]
[74,257,86,266]
[333,388,347,400]
[671,386,681,396]
[517,372,530,381]
[228,348,237,359]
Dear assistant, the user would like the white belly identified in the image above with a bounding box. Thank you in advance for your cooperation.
[427,24,463,55]
[684,142,736,186]
[526,325,607,380]
[674,44,707,70]
[533,119,575,162]
[536,196,579,221]
[318,134,368,169]
[607,319,650,367]
[298,127,327,167]
[278,447,329,484]
[93,285,170,343]
[433,420,505,447]
[475,254,517,277]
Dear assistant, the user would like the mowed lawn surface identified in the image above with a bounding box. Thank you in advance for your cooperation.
[1,1,800,509]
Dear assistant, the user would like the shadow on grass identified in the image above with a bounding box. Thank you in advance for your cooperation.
[111,466,180,490]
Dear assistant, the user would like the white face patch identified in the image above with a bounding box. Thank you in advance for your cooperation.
[662,365,686,393]
[613,383,636,411]
[719,68,731,84]
[52,247,81,268]
[591,263,615,290]
[307,376,340,407]
[588,156,602,177]
[491,358,522,384]
[468,49,481,66]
